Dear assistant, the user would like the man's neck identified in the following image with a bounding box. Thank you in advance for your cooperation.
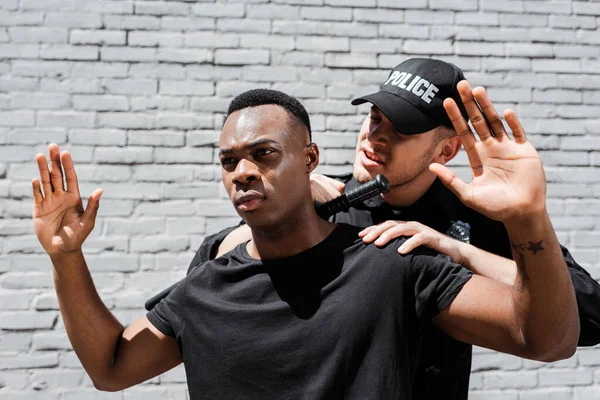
[246,203,336,260]
[380,172,437,208]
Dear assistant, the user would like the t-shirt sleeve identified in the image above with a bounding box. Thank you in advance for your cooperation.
[561,244,600,346]
[146,277,187,338]
[186,223,243,275]
[406,248,473,321]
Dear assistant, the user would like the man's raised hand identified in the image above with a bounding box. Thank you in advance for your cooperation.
[32,143,103,258]
[431,81,547,223]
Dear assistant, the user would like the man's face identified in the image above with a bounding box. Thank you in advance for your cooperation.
[353,106,440,188]
[220,104,312,230]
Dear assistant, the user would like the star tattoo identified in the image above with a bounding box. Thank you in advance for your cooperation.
[526,240,544,255]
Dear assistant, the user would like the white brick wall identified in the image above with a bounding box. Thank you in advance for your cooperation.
[0,0,599,398]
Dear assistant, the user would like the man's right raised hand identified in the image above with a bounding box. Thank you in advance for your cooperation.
[32,143,103,258]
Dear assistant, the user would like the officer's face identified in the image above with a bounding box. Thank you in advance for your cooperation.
[353,106,440,187]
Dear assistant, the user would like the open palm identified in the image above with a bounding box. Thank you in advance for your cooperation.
[431,81,546,223]
[32,144,102,257]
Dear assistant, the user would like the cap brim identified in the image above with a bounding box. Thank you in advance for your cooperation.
[351,91,441,135]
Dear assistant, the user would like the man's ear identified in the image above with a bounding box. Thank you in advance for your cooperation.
[433,136,462,165]
[305,142,320,173]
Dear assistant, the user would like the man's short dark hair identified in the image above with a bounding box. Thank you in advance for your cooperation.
[226,89,312,141]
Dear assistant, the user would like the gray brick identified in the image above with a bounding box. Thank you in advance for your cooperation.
[157,48,212,64]
[38,111,95,128]
[10,92,70,109]
[32,332,71,350]
[102,79,156,96]
[404,10,453,24]
[506,43,553,58]
[403,40,453,54]
[8,27,67,43]
[128,130,184,147]
[70,29,125,46]
[297,36,349,52]
[0,44,39,59]
[0,11,44,26]
[130,96,185,111]
[325,53,377,68]
[156,112,212,129]
[104,15,160,30]
[456,12,499,26]
[353,8,403,23]
[154,147,213,164]
[129,31,183,47]
[377,0,427,8]
[573,1,600,16]
[184,32,238,49]
[135,200,195,217]
[272,50,324,67]
[456,41,504,56]
[533,89,582,104]
[484,371,537,389]
[0,76,36,91]
[499,13,547,27]
[301,6,352,21]
[159,80,213,96]
[217,18,270,34]
[525,1,571,15]
[97,113,153,129]
[240,34,293,50]
[549,15,596,29]
[555,44,600,59]
[539,369,593,387]
[94,146,153,164]
[72,95,129,111]
[215,49,269,65]
[379,24,429,39]
[71,62,128,78]
[0,111,35,127]
[0,353,58,368]
[161,16,215,31]
[69,129,126,145]
[0,311,57,330]
[130,235,189,253]
[429,0,477,11]
[46,12,102,28]
[191,3,245,18]
[75,165,132,182]
[247,4,299,19]
[134,1,190,16]
[40,45,98,61]
[0,291,30,310]
[7,128,67,145]
[30,370,83,389]
[101,47,155,62]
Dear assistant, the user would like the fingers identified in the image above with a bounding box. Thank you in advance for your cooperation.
[36,153,53,196]
[48,144,64,193]
[443,98,477,153]
[504,109,527,144]
[456,81,492,142]
[359,220,399,244]
[472,86,508,141]
[310,174,345,203]
[429,163,473,206]
[31,178,44,203]
[61,151,80,195]
[398,234,428,254]
[80,188,103,233]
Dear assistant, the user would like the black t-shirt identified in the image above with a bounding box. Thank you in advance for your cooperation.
[148,223,472,400]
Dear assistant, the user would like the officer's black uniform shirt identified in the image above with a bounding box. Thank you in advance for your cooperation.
[330,174,600,400]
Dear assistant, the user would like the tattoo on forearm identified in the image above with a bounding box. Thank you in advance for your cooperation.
[511,240,545,293]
